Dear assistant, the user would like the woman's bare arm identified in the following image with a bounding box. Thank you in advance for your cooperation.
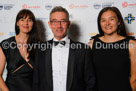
[0,47,9,91]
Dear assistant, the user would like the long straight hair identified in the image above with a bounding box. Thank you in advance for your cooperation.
[15,9,39,59]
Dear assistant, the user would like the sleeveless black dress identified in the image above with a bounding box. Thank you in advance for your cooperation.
[0,36,34,91]
[91,36,132,91]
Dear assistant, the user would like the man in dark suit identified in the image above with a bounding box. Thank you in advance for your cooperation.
[33,6,95,91]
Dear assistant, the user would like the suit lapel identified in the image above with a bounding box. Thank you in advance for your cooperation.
[45,40,53,89]
[66,40,75,91]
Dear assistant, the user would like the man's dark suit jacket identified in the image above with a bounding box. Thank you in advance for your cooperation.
[33,39,95,91]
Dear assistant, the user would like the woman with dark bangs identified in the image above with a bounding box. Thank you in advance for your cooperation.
[0,9,39,91]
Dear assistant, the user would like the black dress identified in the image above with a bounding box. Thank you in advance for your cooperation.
[0,36,34,91]
[91,36,132,91]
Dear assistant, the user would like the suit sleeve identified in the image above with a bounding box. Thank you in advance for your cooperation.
[84,46,96,91]
[32,49,40,91]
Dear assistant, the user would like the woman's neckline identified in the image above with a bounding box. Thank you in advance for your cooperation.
[97,37,127,44]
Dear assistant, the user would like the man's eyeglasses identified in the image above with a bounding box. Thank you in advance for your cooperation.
[50,20,68,26]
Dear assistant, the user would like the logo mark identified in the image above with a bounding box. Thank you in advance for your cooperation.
[45,4,52,10]
[124,14,135,24]
[0,3,3,10]
[94,3,101,9]
[22,4,40,9]
[122,2,128,8]
[0,32,4,36]
[9,32,15,37]
[122,2,136,8]
[69,4,88,9]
